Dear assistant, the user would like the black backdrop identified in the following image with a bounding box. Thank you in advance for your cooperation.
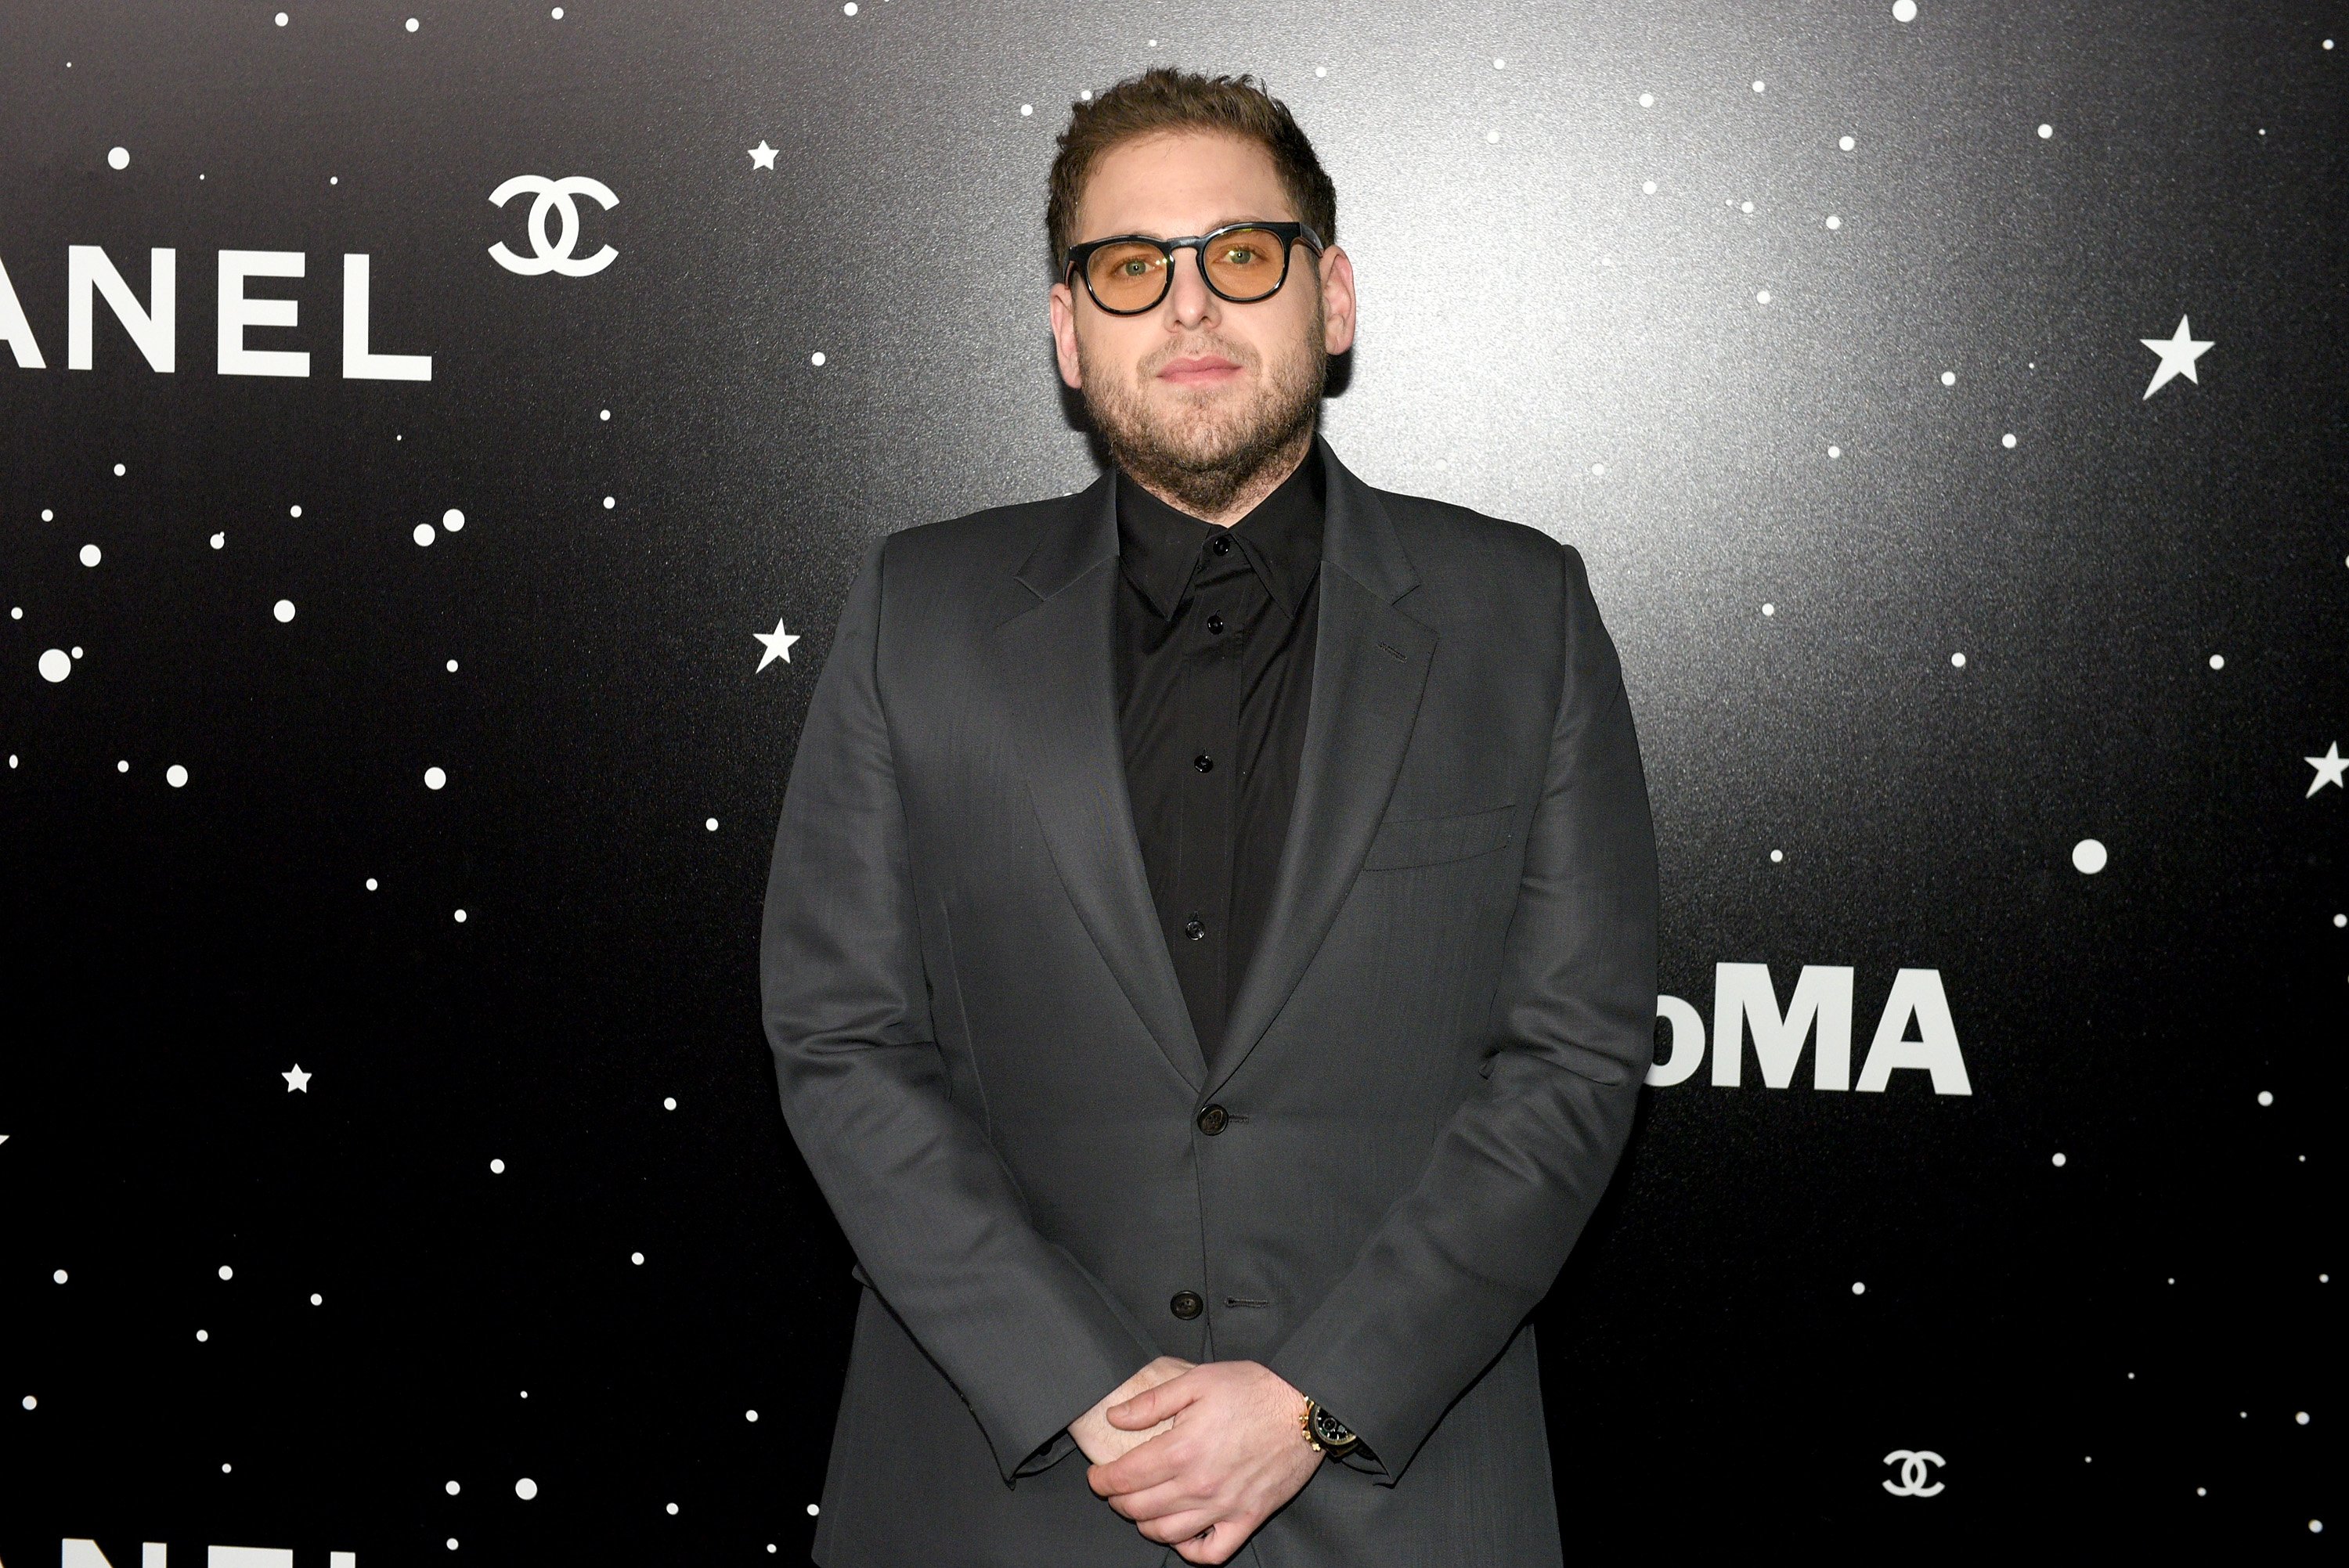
[2,1,2340,1559]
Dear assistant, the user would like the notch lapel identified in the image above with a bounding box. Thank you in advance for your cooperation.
[1207,438,1436,1092]
[991,474,1208,1090]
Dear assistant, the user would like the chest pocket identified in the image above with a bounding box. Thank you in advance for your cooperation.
[1361,801,1519,871]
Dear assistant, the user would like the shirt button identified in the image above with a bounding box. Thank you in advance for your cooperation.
[1206,614,1226,634]
[1169,1290,1204,1321]
[1211,536,1232,555]
[1185,915,1206,940]
[1196,1105,1229,1135]
[1193,753,1214,772]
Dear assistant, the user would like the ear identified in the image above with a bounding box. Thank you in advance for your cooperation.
[1048,281,1083,389]
[1318,244,1357,357]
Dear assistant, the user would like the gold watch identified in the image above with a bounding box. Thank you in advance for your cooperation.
[1299,1397,1360,1456]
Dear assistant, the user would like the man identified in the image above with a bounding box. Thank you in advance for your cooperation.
[760,65,1658,1566]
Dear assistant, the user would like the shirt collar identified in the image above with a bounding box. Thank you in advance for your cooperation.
[1114,445,1326,623]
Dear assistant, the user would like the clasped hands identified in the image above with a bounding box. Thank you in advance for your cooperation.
[1070,1355,1324,1564]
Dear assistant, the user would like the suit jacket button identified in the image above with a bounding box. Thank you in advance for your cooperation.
[1196,1105,1229,1135]
[1169,1289,1203,1321]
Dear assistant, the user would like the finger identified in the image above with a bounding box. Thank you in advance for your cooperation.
[1109,1368,1203,1430]
[1087,1432,1187,1498]
[1135,1508,1220,1546]
[1104,1476,1211,1523]
[1174,1523,1238,1566]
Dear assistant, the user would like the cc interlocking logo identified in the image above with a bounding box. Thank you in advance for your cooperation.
[487,175,619,276]
[1882,1449,1947,1497]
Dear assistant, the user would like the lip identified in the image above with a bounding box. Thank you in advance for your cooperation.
[1160,355,1241,384]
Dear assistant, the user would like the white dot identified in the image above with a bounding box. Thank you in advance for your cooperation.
[113,463,125,476]
[453,908,467,923]
[167,765,188,788]
[2073,839,2107,874]
[413,524,437,546]
[2052,1152,2067,1166]
[1770,849,1784,863]
[1852,1281,1865,1294]
[41,508,52,521]
[197,1329,208,1341]
[446,1480,461,1496]
[490,1158,506,1173]
[273,599,297,622]
[551,5,563,16]
[517,1477,539,1500]
[445,1542,456,1553]
[222,1463,233,1473]
[72,647,83,658]
[806,1503,821,1516]
[1486,129,1501,143]
[1589,462,1605,477]
[745,1408,760,1422]
[1827,445,1841,459]
[1638,92,1654,108]
[289,504,303,518]
[599,408,611,420]
[666,1502,680,1516]
[2297,1411,2311,1425]
[114,759,128,774]
[210,533,225,550]
[1315,67,1327,78]
[2311,1521,2324,1534]
[2336,914,2347,928]
[1642,180,1657,194]
[1493,57,1506,69]
[311,1292,323,1305]
[53,1270,67,1284]
[107,146,129,170]
[275,11,287,23]
[1940,369,1957,386]
[365,878,378,891]
[1838,135,1856,151]
[705,816,720,831]
[218,1265,233,1281]
[1755,289,1770,304]
[424,766,447,790]
[1893,0,1918,20]
[21,1396,34,1410]
[38,649,72,683]
[843,2,857,13]
[632,1251,645,1265]
[2257,1090,2273,1106]
[2002,432,2018,449]
[442,508,465,531]
[1020,103,1032,116]
[1950,651,1966,667]
[2037,123,2054,139]
[1752,80,1765,92]
[2208,654,2224,669]
[1740,200,1754,214]
[1825,214,1842,230]
[1762,603,1775,616]
[2198,1487,2206,1496]
[663,1097,677,1111]
[446,659,460,672]
[406,16,419,31]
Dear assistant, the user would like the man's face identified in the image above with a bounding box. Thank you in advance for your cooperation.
[1049,128,1357,518]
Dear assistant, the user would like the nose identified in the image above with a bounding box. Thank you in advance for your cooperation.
[1164,243,1216,329]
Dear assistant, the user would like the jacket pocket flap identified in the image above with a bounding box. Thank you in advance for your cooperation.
[1362,802,1517,870]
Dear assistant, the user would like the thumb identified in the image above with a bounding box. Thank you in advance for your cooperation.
[1107,1367,1202,1430]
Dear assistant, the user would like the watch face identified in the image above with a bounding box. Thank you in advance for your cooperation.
[1311,1407,1354,1446]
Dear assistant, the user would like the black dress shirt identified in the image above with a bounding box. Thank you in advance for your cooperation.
[1112,451,1326,1061]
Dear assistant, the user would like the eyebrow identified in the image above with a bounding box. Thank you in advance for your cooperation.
[1102,216,1294,239]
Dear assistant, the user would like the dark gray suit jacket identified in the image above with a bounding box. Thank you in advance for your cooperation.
[759,434,1659,1567]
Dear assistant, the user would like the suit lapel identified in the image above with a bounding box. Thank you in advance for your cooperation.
[1207,437,1434,1090]
[992,472,1208,1089]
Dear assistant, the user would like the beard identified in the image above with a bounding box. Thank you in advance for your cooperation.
[1075,297,1328,518]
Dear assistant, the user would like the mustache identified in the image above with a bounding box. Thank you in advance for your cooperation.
[1146,340,1253,373]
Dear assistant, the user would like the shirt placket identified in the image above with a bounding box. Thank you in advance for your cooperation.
[1170,539,1250,1055]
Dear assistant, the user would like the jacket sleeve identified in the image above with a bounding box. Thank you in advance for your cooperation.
[1263,539,1660,1485]
[760,531,1162,1483]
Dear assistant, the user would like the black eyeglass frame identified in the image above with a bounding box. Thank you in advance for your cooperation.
[1062,220,1328,315]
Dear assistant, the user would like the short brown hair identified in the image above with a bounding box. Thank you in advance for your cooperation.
[1046,66,1337,277]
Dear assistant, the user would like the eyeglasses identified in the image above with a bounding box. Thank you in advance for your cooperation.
[1063,220,1326,315]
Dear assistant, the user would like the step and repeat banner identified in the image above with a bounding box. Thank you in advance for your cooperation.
[2,1,2339,1559]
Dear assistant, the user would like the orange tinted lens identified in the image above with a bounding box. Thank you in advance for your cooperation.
[1203,228,1289,300]
[1086,241,1171,310]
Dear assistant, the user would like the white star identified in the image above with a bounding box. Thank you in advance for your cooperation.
[754,617,801,671]
[283,1064,312,1092]
[2308,742,2347,798]
[2140,315,2214,400]
[747,140,778,171]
